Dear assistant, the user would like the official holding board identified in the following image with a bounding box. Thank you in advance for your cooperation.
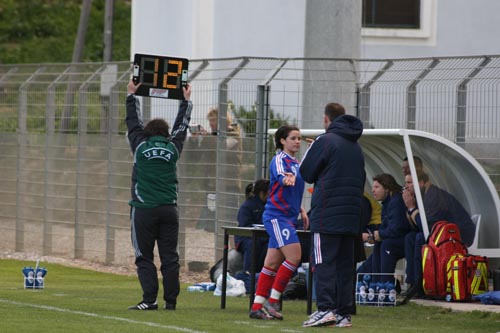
[126,54,192,311]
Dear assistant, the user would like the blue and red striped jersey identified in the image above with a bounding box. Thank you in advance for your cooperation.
[263,151,305,222]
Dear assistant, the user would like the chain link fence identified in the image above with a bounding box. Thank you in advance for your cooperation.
[1,56,499,270]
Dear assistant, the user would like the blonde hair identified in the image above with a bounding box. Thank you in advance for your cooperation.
[207,107,240,135]
[207,107,218,120]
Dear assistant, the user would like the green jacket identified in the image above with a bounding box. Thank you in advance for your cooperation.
[125,95,192,208]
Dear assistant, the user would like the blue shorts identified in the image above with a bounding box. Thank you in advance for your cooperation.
[264,217,299,249]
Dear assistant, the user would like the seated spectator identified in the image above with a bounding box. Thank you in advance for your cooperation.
[402,171,476,295]
[402,155,423,177]
[235,179,270,275]
[357,174,412,283]
[361,192,382,247]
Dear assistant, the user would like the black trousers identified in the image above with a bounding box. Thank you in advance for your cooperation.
[313,233,355,316]
[130,205,180,304]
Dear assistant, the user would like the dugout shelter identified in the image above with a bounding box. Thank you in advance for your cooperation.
[293,128,500,258]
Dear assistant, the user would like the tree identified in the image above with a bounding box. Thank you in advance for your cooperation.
[230,101,290,137]
[0,0,131,64]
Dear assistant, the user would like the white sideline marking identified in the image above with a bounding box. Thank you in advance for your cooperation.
[0,298,206,333]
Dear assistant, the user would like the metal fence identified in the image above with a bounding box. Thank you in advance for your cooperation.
[1,55,499,270]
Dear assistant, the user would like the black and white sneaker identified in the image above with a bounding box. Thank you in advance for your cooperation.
[302,310,336,327]
[335,314,352,328]
[128,301,158,310]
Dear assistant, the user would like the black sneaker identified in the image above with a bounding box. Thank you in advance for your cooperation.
[164,303,176,310]
[128,301,158,310]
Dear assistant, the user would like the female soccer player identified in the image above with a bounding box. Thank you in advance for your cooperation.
[249,125,309,320]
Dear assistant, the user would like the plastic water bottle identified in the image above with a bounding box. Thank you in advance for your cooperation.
[386,281,397,303]
[359,285,367,304]
[388,288,397,303]
[187,286,204,292]
[195,282,216,291]
[368,283,376,304]
[378,286,386,304]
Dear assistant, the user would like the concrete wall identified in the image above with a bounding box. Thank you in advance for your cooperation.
[131,0,306,59]
[361,0,500,58]
[132,0,500,60]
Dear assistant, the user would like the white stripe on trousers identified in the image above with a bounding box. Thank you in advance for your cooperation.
[130,207,142,258]
[313,232,322,264]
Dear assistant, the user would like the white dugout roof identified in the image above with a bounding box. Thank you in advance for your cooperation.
[294,129,500,258]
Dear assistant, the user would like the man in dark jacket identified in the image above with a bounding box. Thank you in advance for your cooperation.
[300,103,365,328]
[125,79,192,311]
[403,171,475,296]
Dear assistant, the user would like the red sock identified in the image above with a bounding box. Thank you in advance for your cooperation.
[251,266,276,311]
[269,260,297,303]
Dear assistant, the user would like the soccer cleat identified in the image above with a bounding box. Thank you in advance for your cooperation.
[128,301,158,310]
[335,315,352,328]
[302,310,336,327]
[263,301,283,320]
[249,308,273,320]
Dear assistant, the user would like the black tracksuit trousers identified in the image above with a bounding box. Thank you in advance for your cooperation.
[313,233,356,316]
[130,205,180,305]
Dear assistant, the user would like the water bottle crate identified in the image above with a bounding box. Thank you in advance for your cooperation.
[356,273,398,306]
[22,266,47,289]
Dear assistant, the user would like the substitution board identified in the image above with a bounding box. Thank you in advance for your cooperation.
[132,53,189,100]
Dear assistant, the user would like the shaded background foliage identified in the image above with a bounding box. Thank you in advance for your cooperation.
[0,0,131,64]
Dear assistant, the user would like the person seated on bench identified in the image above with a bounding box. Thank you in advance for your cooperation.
[235,179,270,275]
[357,174,412,283]
[361,192,382,248]
[402,171,475,296]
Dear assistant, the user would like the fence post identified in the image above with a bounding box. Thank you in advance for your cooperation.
[15,84,27,252]
[16,68,46,252]
[43,82,56,256]
[456,56,491,147]
[407,59,440,130]
[358,60,393,128]
[74,84,89,259]
[214,58,250,261]
[255,85,270,179]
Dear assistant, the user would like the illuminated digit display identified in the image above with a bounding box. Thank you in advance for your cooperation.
[163,59,182,89]
[132,53,189,100]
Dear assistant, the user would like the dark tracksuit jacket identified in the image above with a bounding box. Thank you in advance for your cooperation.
[235,195,267,272]
[415,183,475,246]
[371,192,411,282]
[300,114,365,315]
[125,94,192,304]
[406,183,475,286]
[126,96,192,207]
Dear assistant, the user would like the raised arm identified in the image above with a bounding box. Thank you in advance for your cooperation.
[125,80,145,153]
[170,84,193,155]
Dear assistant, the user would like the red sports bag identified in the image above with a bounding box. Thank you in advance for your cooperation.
[421,221,468,298]
[449,255,489,301]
